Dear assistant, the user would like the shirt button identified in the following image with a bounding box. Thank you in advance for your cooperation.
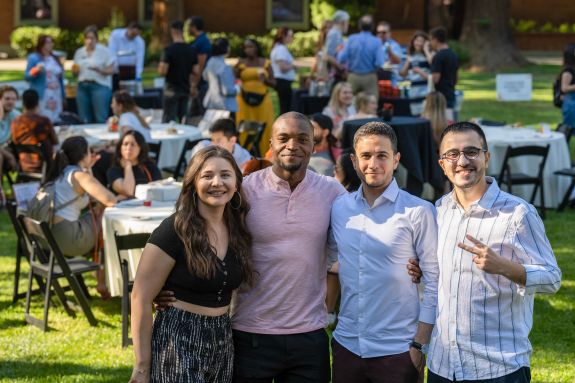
[450,341,456,347]
[218,297,222,301]
[223,271,228,276]
[223,282,227,286]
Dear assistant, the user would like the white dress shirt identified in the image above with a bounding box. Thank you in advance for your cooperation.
[107,28,145,79]
[270,43,295,81]
[331,178,439,357]
[428,177,561,381]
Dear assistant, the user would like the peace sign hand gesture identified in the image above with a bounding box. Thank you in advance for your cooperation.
[458,234,526,285]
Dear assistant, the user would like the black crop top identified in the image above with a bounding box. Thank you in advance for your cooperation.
[147,214,243,307]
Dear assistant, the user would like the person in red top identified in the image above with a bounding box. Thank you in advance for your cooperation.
[10,89,58,173]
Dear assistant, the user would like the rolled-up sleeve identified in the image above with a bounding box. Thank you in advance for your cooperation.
[513,207,561,295]
[413,205,439,324]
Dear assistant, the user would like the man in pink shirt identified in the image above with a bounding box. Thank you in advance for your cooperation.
[232,112,346,382]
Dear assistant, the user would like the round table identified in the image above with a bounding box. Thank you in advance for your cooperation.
[102,200,174,297]
[58,123,202,169]
[481,126,571,208]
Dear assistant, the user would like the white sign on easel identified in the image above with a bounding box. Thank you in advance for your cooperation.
[496,74,532,101]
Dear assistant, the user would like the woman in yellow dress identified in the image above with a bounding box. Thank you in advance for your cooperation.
[234,38,276,155]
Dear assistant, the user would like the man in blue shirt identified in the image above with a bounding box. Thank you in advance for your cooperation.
[337,15,384,97]
[187,16,211,117]
[376,21,403,85]
[330,121,439,383]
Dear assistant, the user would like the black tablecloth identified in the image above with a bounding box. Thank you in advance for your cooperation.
[341,117,444,196]
[379,96,425,117]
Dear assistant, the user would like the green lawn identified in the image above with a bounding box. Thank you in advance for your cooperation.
[1,63,574,382]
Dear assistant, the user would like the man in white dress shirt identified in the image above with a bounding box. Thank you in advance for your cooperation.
[330,121,439,383]
[108,21,145,91]
[427,122,562,383]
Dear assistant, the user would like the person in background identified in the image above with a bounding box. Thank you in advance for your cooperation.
[111,90,152,142]
[421,91,450,145]
[188,15,212,116]
[429,26,458,119]
[47,136,121,298]
[322,82,356,138]
[334,150,361,192]
[108,21,145,91]
[271,28,296,115]
[559,43,575,127]
[337,15,383,97]
[10,89,58,173]
[129,146,254,383]
[325,10,350,87]
[428,122,561,383]
[348,91,378,120]
[310,20,334,95]
[234,38,275,155]
[376,21,403,87]
[191,118,253,171]
[399,31,433,82]
[309,113,340,176]
[24,35,65,123]
[158,20,199,123]
[106,130,162,197]
[72,25,114,123]
[0,86,20,201]
[203,38,238,117]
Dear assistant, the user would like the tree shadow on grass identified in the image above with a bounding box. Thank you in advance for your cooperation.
[0,360,131,382]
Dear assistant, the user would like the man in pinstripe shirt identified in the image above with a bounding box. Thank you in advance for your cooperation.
[427,122,562,383]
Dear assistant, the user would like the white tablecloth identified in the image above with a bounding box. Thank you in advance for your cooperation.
[482,126,571,208]
[102,200,174,297]
[59,123,201,169]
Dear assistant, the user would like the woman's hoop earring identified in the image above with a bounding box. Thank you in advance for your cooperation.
[230,191,242,210]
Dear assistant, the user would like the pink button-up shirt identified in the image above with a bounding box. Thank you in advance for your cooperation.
[231,167,346,334]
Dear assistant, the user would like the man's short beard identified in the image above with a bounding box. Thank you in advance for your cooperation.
[278,161,302,172]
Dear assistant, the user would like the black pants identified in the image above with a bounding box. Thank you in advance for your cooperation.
[275,78,293,115]
[162,89,190,123]
[427,367,531,383]
[233,328,330,383]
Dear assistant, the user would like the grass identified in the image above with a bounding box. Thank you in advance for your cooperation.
[1,63,574,382]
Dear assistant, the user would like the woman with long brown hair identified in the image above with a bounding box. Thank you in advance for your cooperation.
[270,27,296,115]
[110,90,152,142]
[129,146,254,383]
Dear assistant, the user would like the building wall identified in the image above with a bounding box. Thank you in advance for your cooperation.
[511,0,575,24]
[0,1,15,46]
[188,0,266,35]
[59,0,139,31]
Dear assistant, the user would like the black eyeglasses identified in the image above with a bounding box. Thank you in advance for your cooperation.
[441,147,487,162]
[376,30,388,35]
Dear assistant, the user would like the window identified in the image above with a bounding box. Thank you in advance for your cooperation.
[138,0,154,25]
[266,0,310,30]
[15,0,58,26]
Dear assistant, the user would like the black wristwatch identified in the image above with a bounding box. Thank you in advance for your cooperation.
[410,341,429,355]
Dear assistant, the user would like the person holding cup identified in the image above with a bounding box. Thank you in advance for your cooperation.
[73,25,114,123]
[25,35,65,123]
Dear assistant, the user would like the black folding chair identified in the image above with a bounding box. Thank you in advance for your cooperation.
[19,216,100,331]
[5,200,45,304]
[114,232,151,347]
[10,143,50,184]
[148,141,162,164]
[497,145,550,219]
[239,121,265,158]
[161,138,203,180]
[556,123,574,146]
[554,167,575,212]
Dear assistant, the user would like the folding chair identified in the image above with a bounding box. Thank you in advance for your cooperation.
[19,216,100,331]
[554,167,575,212]
[556,123,574,146]
[497,145,550,219]
[148,141,162,164]
[114,232,151,347]
[5,200,45,304]
[10,143,50,184]
[161,138,203,180]
[239,121,266,158]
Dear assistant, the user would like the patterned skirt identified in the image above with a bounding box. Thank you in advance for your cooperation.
[150,306,233,383]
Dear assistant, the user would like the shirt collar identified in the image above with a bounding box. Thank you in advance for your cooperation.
[265,166,309,192]
[355,178,399,207]
[446,176,500,211]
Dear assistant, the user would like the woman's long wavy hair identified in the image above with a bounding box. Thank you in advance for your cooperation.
[113,90,150,129]
[45,136,89,184]
[174,146,254,285]
[113,130,150,167]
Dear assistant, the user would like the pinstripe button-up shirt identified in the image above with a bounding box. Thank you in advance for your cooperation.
[332,179,439,357]
[427,177,561,380]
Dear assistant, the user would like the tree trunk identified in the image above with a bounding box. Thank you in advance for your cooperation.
[150,0,185,54]
[459,0,529,71]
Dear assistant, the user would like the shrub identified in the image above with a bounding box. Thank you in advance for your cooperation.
[449,40,470,65]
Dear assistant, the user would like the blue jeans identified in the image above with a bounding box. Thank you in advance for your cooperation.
[562,92,575,127]
[77,82,112,123]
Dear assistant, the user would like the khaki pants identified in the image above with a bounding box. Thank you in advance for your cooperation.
[347,72,379,97]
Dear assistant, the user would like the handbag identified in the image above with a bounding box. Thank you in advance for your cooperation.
[241,89,267,107]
